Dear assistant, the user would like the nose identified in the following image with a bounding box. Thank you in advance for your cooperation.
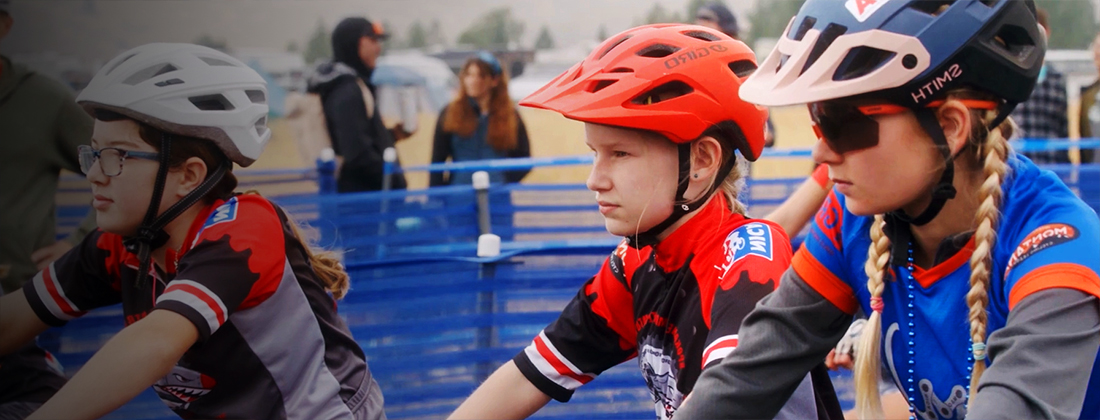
[86,157,109,186]
[586,156,611,194]
[811,136,842,166]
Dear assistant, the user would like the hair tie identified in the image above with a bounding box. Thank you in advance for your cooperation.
[972,342,988,361]
[870,297,884,313]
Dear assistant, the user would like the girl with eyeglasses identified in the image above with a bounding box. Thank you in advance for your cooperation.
[674,1,1100,419]
[0,43,385,420]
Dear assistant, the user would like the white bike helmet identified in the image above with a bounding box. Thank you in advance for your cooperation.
[77,43,270,167]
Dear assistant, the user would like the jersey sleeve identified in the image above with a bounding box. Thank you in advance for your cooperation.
[1003,212,1100,310]
[23,230,123,326]
[513,241,640,402]
[155,196,288,341]
[700,221,791,369]
[790,190,860,315]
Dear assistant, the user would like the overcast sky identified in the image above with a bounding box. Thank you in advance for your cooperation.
[4,0,1100,64]
[2,0,765,62]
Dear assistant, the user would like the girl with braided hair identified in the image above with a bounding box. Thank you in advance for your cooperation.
[675,1,1100,420]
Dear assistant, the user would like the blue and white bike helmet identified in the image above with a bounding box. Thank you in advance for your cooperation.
[741,0,1045,226]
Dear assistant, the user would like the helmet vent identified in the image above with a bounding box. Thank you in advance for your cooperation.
[123,64,178,86]
[833,46,896,81]
[631,80,693,105]
[800,23,847,76]
[104,53,138,76]
[598,35,633,60]
[201,57,238,67]
[636,43,680,58]
[189,94,235,111]
[728,60,758,78]
[908,0,955,16]
[254,116,268,137]
[681,30,720,42]
[990,23,1037,57]
[609,67,634,73]
[155,78,185,87]
[586,79,618,93]
[792,16,817,42]
[246,89,267,104]
[979,0,998,7]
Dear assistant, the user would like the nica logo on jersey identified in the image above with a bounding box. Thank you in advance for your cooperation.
[718,222,774,279]
[203,197,239,229]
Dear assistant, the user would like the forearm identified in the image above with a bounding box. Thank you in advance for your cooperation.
[449,361,551,420]
[674,271,851,419]
[28,310,196,420]
[968,289,1100,420]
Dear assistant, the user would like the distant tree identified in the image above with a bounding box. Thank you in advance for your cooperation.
[640,3,682,25]
[743,0,804,50]
[407,20,429,49]
[535,26,555,50]
[194,34,228,52]
[286,40,299,53]
[304,19,333,65]
[457,7,526,49]
[597,24,608,41]
[381,20,401,49]
[1035,0,1099,49]
[427,20,447,47]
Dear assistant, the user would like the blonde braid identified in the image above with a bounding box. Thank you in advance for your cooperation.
[855,214,891,419]
[965,113,1011,404]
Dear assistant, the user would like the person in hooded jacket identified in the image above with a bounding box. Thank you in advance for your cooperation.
[307,17,407,192]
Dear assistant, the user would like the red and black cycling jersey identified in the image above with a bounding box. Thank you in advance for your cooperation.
[513,194,808,419]
[23,193,384,420]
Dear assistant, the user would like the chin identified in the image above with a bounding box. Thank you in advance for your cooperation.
[843,197,893,217]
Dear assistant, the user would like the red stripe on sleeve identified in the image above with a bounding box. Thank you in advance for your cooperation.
[167,283,227,325]
[533,335,593,385]
[43,268,80,317]
[1009,263,1100,310]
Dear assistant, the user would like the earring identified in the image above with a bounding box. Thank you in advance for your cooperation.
[692,173,699,179]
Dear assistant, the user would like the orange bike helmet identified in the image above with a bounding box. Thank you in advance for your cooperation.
[520,24,768,246]
[521,23,767,160]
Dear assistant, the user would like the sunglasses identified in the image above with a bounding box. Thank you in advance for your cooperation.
[808,99,1000,155]
[78,145,160,177]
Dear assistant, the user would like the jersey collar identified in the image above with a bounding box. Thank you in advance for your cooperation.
[652,194,741,271]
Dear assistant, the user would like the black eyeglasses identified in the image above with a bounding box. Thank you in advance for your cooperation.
[78,145,160,177]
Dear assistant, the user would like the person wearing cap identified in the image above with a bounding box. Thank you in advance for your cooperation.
[429,51,531,187]
[694,2,740,39]
[0,1,92,417]
[307,17,408,192]
[694,2,776,148]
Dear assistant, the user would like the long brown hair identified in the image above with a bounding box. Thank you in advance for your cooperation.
[134,120,351,300]
[442,57,518,152]
[853,89,1015,419]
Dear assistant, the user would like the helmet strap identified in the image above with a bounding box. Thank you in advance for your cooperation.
[627,141,737,248]
[123,132,230,287]
[887,108,957,228]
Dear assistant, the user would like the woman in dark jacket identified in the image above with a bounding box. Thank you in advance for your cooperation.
[429,51,531,187]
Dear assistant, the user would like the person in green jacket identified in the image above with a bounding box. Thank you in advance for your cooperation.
[0,2,94,417]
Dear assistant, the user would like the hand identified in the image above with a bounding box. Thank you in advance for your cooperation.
[31,241,73,271]
[825,348,854,371]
